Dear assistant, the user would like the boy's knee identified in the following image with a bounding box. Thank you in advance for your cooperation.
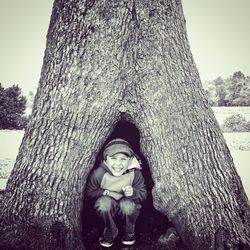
[95,196,113,212]
[119,198,136,215]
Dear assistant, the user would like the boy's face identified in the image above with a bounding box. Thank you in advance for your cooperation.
[105,153,132,176]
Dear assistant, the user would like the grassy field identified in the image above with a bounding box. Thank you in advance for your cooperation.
[0,130,24,178]
[0,107,249,199]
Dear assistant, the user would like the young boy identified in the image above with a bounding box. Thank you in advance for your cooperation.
[86,138,147,247]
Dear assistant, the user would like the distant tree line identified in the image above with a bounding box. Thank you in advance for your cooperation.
[0,83,28,129]
[203,71,250,106]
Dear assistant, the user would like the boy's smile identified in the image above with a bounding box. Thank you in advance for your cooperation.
[105,153,132,176]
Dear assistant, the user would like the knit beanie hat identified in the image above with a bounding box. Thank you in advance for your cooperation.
[103,138,134,159]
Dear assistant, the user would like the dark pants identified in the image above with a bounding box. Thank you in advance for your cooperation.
[94,196,141,238]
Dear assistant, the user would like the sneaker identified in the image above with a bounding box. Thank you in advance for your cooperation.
[99,228,115,248]
[121,234,136,246]
[99,236,114,248]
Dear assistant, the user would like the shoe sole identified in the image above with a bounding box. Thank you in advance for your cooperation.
[122,240,135,245]
[100,242,113,248]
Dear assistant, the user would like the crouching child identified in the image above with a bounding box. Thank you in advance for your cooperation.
[85,138,147,247]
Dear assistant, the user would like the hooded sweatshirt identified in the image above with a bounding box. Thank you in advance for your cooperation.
[86,158,147,204]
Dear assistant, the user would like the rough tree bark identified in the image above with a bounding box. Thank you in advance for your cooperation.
[1,0,250,249]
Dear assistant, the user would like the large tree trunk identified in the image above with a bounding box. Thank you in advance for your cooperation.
[1,0,250,249]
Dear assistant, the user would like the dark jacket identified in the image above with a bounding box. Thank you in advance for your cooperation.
[86,161,147,204]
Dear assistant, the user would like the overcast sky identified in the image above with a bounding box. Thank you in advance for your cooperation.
[0,0,249,95]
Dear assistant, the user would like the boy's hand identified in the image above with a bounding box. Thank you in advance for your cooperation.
[103,190,123,200]
[122,185,133,197]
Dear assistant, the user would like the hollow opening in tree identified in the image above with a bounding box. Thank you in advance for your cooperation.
[81,120,173,246]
